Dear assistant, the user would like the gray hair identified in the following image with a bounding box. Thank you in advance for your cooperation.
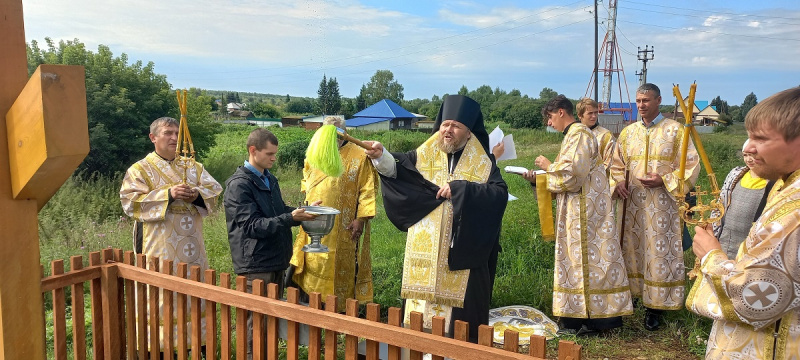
[636,83,661,98]
[150,117,179,135]
[323,116,345,128]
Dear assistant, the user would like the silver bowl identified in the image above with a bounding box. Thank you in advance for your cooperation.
[300,206,340,253]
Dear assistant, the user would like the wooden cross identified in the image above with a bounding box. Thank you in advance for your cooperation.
[1,1,89,359]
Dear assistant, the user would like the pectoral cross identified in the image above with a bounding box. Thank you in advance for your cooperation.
[1,1,89,358]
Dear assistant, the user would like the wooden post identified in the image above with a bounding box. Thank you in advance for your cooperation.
[0,1,89,359]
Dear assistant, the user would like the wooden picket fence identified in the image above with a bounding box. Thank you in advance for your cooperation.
[41,248,581,360]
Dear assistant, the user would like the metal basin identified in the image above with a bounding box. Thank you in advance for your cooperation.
[300,205,340,236]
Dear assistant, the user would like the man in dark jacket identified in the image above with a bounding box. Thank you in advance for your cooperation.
[223,128,317,359]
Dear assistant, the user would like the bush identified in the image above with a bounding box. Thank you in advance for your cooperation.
[277,140,309,171]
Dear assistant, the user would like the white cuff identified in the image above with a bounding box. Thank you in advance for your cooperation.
[371,151,397,178]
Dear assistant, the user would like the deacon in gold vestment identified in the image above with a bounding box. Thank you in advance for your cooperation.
[526,95,631,335]
[577,98,616,173]
[120,117,223,348]
[365,95,508,343]
[689,88,800,360]
[609,84,700,330]
[290,117,378,312]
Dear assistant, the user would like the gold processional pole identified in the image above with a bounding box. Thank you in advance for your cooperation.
[175,89,196,184]
[673,83,725,280]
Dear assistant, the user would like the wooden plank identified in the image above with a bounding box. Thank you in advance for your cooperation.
[148,257,160,360]
[386,307,401,360]
[324,295,338,360]
[135,254,147,360]
[190,266,202,360]
[266,283,279,360]
[123,252,136,360]
[478,325,493,347]
[41,267,101,294]
[529,335,546,359]
[89,252,104,359]
[235,276,247,360]
[70,256,86,360]
[161,260,175,358]
[219,273,232,360]
[408,312,423,360]
[344,299,359,360]
[285,287,300,360]
[307,293,322,360]
[365,303,380,360]
[101,250,121,360]
[176,263,188,359]
[453,321,468,343]
[503,330,519,354]
[114,263,538,360]
[115,249,126,357]
[204,269,217,360]
[0,5,48,359]
[558,340,581,360]
[252,280,265,360]
[430,316,445,360]
[51,260,67,360]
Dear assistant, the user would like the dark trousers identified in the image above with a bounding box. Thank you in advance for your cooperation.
[241,271,286,360]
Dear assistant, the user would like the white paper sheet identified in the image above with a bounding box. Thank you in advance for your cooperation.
[488,126,517,161]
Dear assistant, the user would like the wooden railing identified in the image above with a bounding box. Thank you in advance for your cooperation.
[41,249,581,360]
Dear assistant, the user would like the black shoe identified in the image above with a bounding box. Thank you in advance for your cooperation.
[556,328,578,336]
[575,325,599,337]
[644,311,661,331]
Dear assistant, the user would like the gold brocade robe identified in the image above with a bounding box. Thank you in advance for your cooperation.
[609,118,700,310]
[290,142,378,311]
[402,133,492,331]
[591,125,616,173]
[120,152,222,347]
[547,123,632,319]
[687,170,800,360]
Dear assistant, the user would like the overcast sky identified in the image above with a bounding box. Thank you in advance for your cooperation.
[21,0,800,105]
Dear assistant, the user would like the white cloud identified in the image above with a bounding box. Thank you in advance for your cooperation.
[747,21,761,28]
[703,15,727,27]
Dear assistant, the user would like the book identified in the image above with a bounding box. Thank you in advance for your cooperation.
[504,166,545,176]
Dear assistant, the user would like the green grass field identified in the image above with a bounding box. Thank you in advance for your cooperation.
[39,122,749,359]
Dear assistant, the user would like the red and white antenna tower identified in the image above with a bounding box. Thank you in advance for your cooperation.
[585,0,634,122]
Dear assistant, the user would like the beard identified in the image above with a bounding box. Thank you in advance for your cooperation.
[437,134,467,154]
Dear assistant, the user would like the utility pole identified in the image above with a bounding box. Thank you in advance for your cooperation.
[636,45,655,86]
[594,0,599,103]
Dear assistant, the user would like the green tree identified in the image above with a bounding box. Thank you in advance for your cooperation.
[507,97,545,129]
[741,92,758,121]
[538,87,558,100]
[710,96,729,114]
[317,75,342,115]
[250,102,282,118]
[361,70,404,106]
[26,38,219,176]
[418,95,443,119]
[356,85,368,111]
[458,85,468,96]
[286,98,315,114]
[729,105,743,122]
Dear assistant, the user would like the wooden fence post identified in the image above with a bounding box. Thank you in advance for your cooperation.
[101,249,121,359]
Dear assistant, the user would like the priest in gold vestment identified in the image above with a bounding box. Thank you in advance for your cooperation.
[609,84,700,330]
[526,95,632,335]
[364,95,508,343]
[290,117,378,312]
[120,117,223,349]
[689,88,800,360]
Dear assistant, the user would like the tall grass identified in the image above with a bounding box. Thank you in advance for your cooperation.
[38,122,749,359]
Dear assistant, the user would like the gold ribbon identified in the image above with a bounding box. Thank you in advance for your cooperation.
[536,173,555,241]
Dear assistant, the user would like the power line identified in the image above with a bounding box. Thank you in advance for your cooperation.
[625,0,800,22]
[618,5,800,27]
[617,19,800,42]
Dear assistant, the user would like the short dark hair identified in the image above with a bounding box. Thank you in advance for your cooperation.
[637,83,661,98]
[541,94,574,117]
[247,128,278,150]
